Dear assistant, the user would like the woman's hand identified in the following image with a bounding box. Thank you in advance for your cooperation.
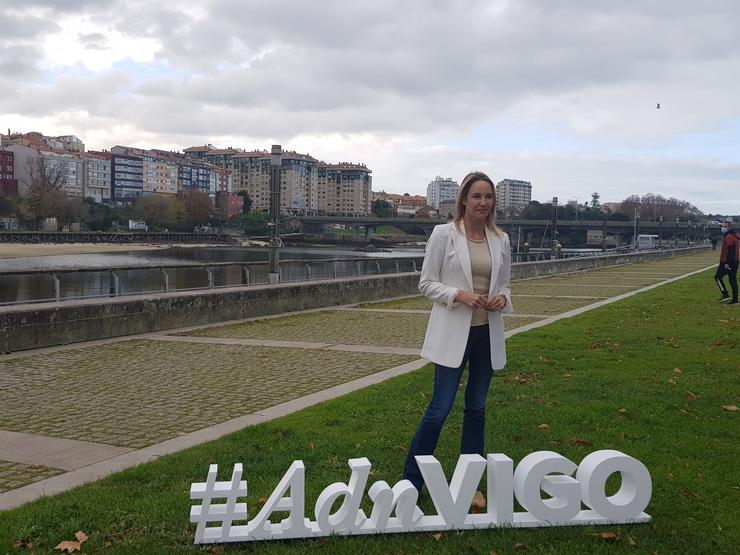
[484,294,507,312]
[455,290,489,309]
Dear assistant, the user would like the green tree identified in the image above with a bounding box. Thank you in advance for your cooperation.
[371,199,393,218]
[590,192,601,209]
[0,193,18,217]
[236,191,252,214]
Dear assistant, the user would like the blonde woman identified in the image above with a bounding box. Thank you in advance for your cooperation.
[403,172,513,502]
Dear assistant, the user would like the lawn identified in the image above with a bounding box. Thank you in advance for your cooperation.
[1,270,737,554]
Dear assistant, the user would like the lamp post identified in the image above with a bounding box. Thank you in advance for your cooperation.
[687,219,692,246]
[601,210,608,253]
[552,196,558,249]
[268,144,282,284]
[633,208,640,249]
[658,216,663,248]
[674,217,679,248]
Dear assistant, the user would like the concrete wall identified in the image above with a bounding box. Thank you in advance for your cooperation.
[0,246,707,353]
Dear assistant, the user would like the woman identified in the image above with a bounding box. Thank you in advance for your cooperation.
[403,171,512,500]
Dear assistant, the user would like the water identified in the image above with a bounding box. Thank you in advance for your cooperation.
[0,246,425,305]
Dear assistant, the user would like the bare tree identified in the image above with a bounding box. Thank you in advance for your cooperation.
[20,157,68,225]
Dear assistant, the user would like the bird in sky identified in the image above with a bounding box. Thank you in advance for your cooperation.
[656,102,661,109]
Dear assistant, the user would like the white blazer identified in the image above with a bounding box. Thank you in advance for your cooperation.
[419,222,513,370]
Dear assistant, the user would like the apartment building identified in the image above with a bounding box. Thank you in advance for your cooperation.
[496,179,532,211]
[0,149,18,196]
[426,176,459,209]
[110,147,144,202]
[317,163,372,216]
[82,151,112,202]
[142,152,178,195]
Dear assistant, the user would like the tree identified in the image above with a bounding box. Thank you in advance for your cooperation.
[236,191,252,214]
[590,192,601,209]
[180,190,214,227]
[619,193,703,221]
[84,199,114,231]
[371,199,393,218]
[57,197,88,226]
[0,193,18,217]
[19,157,68,225]
[134,194,180,228]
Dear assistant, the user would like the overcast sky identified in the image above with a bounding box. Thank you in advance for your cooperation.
[2,0,739,213]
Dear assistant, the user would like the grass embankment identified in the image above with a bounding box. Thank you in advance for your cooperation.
[1,271,738,554]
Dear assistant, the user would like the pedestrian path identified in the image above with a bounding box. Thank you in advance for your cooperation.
[0,249,717,508]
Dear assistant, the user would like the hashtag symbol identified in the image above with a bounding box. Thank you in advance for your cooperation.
[190,463,248,543]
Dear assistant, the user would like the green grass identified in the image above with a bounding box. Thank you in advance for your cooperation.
[1,270,738,554]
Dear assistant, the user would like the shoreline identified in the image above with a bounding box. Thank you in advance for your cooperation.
[0,243,226,259]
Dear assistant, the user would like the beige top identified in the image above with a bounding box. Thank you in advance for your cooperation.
[467,237,492,326]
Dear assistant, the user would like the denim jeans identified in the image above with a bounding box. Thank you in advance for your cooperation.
[403,324,495,491]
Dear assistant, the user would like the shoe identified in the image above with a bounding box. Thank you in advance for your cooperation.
[471,490,486,513]
[731,300,738,304]
[719,296,731,303]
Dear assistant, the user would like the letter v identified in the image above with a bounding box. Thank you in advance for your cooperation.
[415,454,486,526]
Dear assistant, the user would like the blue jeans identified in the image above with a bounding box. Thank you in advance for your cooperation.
[403,325,494,491]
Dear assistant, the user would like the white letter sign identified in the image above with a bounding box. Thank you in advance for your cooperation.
[189,450,652,543]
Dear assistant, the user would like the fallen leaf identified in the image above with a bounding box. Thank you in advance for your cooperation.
[569,437,591,446]
[54,531,88,553]
[258,497,267,505]
[537,424,550,431]
[722,405,738,412]
[209,547,224,554]
[619,432,625,441]
[628,536,636,545]
[563,372,572,380]
[548,440,560,445]
[673,367,682,374]
[685,391,697,401]
[55,541,81,553]
[668,378,677,385]
[617,408,627,413]
[432,533,442,541]
[600,532,618,541]
[490,551,499,555]
[718,319,729,323]
[611,341,621,348]
[514,543,528,550]
[308,442,315,450]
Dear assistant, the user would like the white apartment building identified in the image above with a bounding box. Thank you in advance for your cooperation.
[426,176,459,209]
[496,179,532,211]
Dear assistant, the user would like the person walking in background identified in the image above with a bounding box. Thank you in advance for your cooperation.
[403,171,512,509]
[716,220,739,304]
[711,237,718,251]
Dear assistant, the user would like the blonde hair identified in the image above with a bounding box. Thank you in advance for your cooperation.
[453,171,502,235]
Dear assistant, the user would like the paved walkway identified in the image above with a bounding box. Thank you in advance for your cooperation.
[0,250,718,509]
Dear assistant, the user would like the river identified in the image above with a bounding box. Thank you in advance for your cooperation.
[0,245,426,305]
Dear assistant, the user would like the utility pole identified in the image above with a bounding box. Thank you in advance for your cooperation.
[658,216,663,248]
[674,217,679,248]
[268,144,282,284]
[602,210,608,252]
[552,197,558,249]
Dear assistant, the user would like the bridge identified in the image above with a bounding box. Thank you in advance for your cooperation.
[293,216,715,243]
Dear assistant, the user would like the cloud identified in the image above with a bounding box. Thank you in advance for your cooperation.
[78,32,109,50]
[2,0,739,213]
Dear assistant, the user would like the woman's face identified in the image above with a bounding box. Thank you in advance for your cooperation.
[463,180,494,220]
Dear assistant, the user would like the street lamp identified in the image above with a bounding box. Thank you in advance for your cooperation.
[268,144,282,284]
[552,197,558,247]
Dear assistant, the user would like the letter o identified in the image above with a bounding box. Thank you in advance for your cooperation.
[576,450,651,521]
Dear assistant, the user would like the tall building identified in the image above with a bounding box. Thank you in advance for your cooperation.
[426,176,459,209]
[110,147,144,202]
[142,152,178,195]
[0,149,18,196]
[496,179,532,211]
[317,163,372,215]
[82,151,112,202]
